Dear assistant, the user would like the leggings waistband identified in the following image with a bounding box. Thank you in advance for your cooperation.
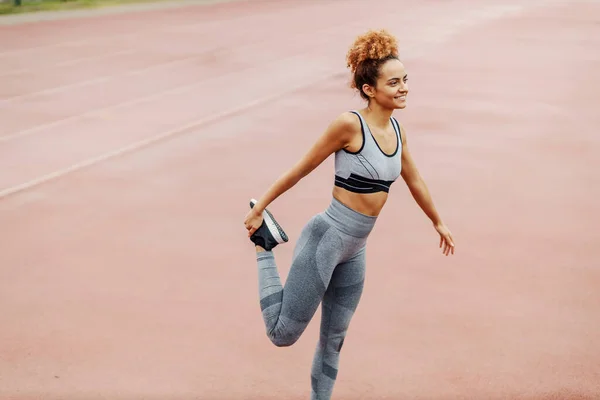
[322,197,377,238]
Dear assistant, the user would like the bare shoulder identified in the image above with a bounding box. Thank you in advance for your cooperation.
[290,111,362,177]
[329,111,361,134]
[323,111,362,151]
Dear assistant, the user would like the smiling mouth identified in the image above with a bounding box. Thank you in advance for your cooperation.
[395,95,407,101]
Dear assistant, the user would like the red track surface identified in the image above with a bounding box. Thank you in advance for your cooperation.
[1,0,599,399]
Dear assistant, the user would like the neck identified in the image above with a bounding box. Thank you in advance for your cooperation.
[362,101,394,129]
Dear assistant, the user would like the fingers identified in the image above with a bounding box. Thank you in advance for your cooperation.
[442,234,455,256]
[247,226,258,237]
[447,232,455,255]
[437,229,455,256]
[244,215,261,238]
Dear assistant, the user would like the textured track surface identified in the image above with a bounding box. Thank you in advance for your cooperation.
[1,0,599,399]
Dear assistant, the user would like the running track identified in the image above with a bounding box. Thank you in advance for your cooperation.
[1,0,599,399]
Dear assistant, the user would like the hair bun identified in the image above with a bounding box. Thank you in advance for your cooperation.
[346,29,399,74]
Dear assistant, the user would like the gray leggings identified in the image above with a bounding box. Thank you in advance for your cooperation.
[256,197,376,399]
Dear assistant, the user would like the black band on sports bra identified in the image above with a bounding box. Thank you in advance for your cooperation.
[334,173,395,194]
[391,117,403,145]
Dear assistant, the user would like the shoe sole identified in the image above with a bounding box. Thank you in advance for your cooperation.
[250,199,289,244]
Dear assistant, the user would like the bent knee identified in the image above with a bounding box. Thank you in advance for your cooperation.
[268,329,301,347]
[269,334,299,347]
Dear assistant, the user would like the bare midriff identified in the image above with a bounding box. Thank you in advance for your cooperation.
[332,186,389,217]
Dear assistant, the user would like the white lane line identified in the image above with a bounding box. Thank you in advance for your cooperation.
[0,51,310,143]
[0,53,213,106]
[0,0,556,200]
[0,0,242,29]
[0,17,366,142]
[0,73,339,199]
[0,49,138,78]
[0,2,346,106]
[0,0,318,57]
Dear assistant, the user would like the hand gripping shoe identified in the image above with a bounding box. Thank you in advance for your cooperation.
[249,198,289,251]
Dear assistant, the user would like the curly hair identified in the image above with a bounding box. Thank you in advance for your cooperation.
[346,29,400,101]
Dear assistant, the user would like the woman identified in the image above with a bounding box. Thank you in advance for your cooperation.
[243,29,455,399]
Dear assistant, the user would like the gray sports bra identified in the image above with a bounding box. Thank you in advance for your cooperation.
[334,111,402,194]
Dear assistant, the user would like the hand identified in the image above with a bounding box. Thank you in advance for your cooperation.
[244,207,263,238]
[434,222,455,256]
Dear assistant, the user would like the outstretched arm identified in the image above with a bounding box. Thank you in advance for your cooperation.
[399,125,455,255]
[245,112,357,236]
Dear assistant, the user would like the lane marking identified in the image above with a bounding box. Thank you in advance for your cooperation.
[0,0,558,200]
[0,50,138,79]
[0,16,368,142]
[0,73,339,199]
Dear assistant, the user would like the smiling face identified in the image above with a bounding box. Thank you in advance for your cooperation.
[362,58,408,109]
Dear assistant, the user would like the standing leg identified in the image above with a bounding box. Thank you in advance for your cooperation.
[256,214,344,347]
[310,247,366,400]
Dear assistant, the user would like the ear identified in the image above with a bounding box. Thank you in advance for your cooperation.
[361,83,376,98]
